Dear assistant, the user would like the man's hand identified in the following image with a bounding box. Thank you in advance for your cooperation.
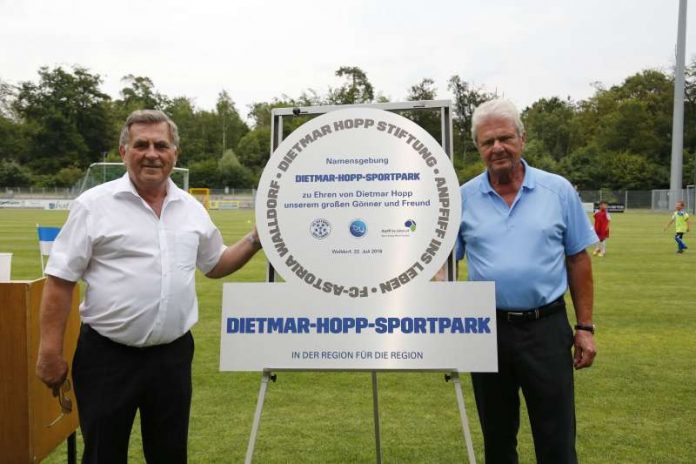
[573,330,596,369]
[36,275,75,389]
[36,351,68,389]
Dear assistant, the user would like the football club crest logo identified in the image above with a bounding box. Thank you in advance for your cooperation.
[310,218,331,239]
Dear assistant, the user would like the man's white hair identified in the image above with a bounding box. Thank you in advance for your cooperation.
[471,99,525,144]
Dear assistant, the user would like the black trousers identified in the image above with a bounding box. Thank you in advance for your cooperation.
[471,307,577,464]
[72,325,194,464]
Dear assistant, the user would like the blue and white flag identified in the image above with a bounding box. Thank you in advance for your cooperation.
[37,226,61,256]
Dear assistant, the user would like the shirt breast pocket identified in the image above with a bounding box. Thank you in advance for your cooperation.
[175,232,199,271]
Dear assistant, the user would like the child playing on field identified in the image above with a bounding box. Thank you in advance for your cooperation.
[593,201,611,257]
[664,200,691,254]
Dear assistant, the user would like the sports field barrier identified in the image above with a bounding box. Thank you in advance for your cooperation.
[1,188,258,210]
[1,188,694,213]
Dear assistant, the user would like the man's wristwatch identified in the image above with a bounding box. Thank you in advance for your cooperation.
[574,323,595,334]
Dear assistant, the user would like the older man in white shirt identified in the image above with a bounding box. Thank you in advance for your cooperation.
[36,109,262,464]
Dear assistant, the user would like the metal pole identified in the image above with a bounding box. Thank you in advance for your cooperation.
[222,110,227,155]
[670,0,688,209]
[371,371,383,464]
[450,372,477,463]
[625,190,628,211]
[441,104,457,281]
[266,113,285,284]
[245,371,273,464]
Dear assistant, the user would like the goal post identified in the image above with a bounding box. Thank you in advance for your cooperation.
[189,188,211,210]
[76,162,190,193]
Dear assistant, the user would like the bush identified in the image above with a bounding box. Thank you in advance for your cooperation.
[0,160,33,186]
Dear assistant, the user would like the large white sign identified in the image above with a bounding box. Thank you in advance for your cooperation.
[255,108,461,300]
[220,282,497,372]
[224,106,497,373]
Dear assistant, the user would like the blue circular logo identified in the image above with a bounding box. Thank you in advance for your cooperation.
[349,219,367,238]
[404,219,417,231]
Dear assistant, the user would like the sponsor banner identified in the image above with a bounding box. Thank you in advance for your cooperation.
[0,199,72,210]
[220,282,497,372]
[255,108,461,300]
[593,202,625,213]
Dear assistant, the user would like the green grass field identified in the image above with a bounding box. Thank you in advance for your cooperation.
[2,208,695,463]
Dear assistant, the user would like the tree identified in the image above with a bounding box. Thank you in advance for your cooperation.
[0,159,33,186]
[216,90,248,155]
[54,165,84,187]
[236,127,271,173]
[520,139,559,173]
[118,74,168,112]
[248,101,280,129]
[327,66,374,104]
[602,151,666,190]
[680,58,696,156]
[558,144,603,189]
[456,159,485,184]
[13,66,113,174]
[555,69,676,189]
[0,79,17,118]
[404,78,441,143]
[187,158,221,188]
[447,76,493,159]
[584,70,672,165]
[0,112,28,163]
[164,97,211,163]
[522,97,575,161]
[159,96,246,167]
[408,78,437,101]
[113,74,171,141]
[594,99,663,159]
[218,149,255,188]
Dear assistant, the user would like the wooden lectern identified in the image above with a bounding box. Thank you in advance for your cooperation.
[0,278,80,463]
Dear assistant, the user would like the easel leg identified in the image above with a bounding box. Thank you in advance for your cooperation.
[371,371,382,464]
[245,371,273,464]
[450,372,477,464]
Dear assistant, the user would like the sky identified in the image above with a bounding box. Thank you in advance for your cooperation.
[2,0,696,122]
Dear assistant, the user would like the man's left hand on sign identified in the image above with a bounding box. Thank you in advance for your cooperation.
[573,330,596,369]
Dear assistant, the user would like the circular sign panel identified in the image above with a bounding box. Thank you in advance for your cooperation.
[256,107,461,299]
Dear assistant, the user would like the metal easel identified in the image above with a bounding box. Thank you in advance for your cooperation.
[242,101,476,463]
[243,367,476,464]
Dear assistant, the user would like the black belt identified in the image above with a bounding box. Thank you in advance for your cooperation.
[81,324,190,350]
[497,296,565,323]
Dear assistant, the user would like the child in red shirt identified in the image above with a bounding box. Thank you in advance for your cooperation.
[592,201,611,257]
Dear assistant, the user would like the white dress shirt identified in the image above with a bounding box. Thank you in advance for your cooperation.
[45,174,225,347]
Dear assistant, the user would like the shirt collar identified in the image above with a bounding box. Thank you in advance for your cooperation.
[479,158,536,193]
[113,173,182,203]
